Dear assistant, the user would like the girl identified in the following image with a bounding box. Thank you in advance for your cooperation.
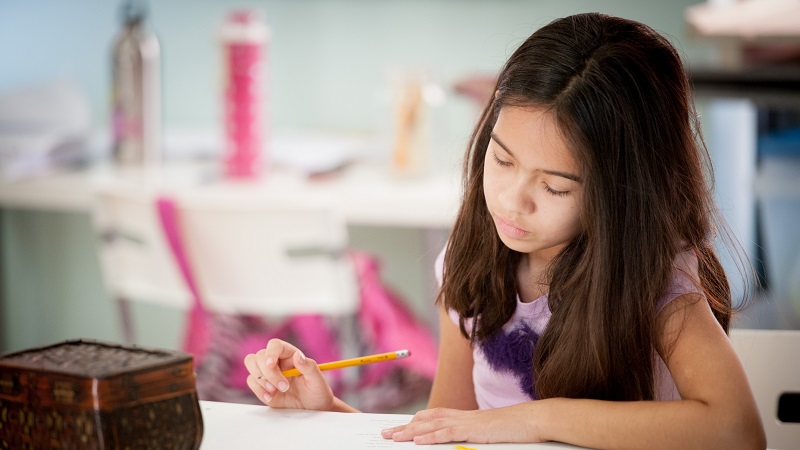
[244,13,766,449]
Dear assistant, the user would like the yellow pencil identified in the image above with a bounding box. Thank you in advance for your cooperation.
[281,349,411,378]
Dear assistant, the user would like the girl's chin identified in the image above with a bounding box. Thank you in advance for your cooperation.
[498,235,566,259]
[497,234,533,253]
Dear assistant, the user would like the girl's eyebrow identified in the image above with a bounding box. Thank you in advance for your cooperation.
[490,132,582,182]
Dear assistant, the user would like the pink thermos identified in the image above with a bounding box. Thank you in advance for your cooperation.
[220,10,269,178]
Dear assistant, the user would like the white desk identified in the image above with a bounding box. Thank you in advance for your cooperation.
[198,401,582,449]
[0,161,462,229]
[0,160,458,352]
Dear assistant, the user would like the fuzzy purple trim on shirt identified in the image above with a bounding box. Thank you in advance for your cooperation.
[478,323,539,400]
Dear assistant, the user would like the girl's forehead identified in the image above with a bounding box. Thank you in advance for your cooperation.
[494,105,561,140]
[492,106,581,175]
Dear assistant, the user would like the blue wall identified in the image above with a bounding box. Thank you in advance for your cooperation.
[1,0,713,144]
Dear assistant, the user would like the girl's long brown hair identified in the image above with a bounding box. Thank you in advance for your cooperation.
[439,13,747,401]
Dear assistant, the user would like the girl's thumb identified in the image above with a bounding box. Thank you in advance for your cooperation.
[293,351,320,378]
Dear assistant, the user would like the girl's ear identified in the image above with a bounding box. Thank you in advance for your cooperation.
[495,89,499,99]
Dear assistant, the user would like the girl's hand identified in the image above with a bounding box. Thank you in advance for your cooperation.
[243,339,337,411]
[380,406,544,445]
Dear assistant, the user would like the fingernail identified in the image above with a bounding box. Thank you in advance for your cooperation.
[277,380,289,392]
[265,356,275,366]
[298,351,306,363]
[263,393,272,403]
[380,429,392,437]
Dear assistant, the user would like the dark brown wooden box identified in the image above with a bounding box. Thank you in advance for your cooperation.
[0,339,203,449]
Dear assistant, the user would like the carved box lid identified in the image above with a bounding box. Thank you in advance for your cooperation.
[0,338,191,378]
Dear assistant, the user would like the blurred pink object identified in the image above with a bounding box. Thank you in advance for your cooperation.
[351,251,438,385]
[221,10,269,178]
[155,196,211,366]
[453,73,497,109]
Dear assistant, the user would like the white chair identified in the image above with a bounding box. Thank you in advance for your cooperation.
[172,192,358,318]
[92,182,359,343]
[92,184,192,344]
[730,328,800,450]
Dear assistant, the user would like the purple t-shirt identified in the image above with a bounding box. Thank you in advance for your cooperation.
[436,248,702,409]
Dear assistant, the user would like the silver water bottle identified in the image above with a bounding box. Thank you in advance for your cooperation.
[111,0,161,165]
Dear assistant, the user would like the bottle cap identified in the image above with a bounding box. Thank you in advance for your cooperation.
[119,0,148,24]
[220,9,269,43]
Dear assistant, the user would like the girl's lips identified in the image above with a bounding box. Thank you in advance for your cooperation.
[495,215,529,239]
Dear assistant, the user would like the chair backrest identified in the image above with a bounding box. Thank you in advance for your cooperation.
[730,328,800,450]
[92,183,358,318]
[175,194,358,317]
[93,185,191,309]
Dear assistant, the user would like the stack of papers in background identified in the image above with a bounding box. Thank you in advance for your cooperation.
[162,129,371,177]
[270,132,370,176]
[0,80,92,182]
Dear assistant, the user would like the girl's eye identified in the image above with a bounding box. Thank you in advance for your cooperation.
[545,184,570,197]
[492,151,512,167]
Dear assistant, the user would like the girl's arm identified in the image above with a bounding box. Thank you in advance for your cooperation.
[387,294,766,449]
[531,292,765,449]
[426,306,478,410]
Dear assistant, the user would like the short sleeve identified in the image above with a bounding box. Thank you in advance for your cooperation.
[434,244,446,288]
[658,249,703,312]
[434,245,467,329]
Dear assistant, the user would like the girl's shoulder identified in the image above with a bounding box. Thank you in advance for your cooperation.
[659,249,703,311]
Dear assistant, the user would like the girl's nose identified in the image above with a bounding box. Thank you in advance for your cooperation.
[499,178,534,215]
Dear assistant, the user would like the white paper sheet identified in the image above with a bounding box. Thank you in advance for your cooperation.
[198,401,582,449]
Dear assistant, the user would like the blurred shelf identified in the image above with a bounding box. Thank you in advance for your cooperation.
[690,65,800,107]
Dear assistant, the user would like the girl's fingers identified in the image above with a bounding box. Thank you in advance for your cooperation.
[254,339,301,393]
[264,338,302,367]
[245,374,271,405]
[412,427,463,445]
[380,425,405,439]
[247,339,297,373]
[244,339,336,409]
[290,351,318,379]
[382,409,466,443]
[381,409,436,441]
[243,353,259,375]
[243,353,276,389]
[381,408,439,439]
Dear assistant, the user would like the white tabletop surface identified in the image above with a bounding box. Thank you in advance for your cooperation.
[198,401,583,449]
[0,160,462,229]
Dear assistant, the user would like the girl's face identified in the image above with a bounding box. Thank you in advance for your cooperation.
[483,106,584,263]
